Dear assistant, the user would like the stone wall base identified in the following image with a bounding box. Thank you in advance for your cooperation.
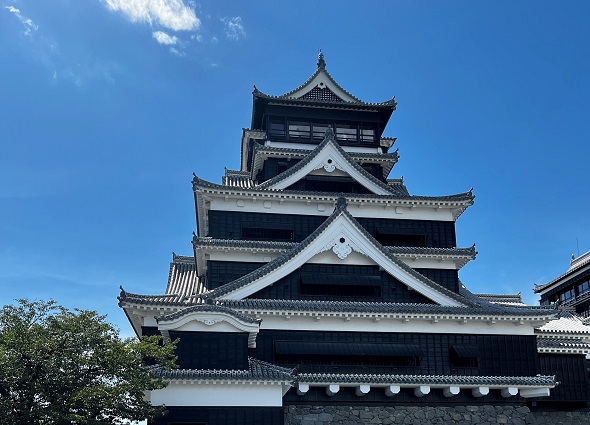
[285,405,590,425]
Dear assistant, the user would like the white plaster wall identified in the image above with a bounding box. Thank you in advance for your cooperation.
[150,382,284,407]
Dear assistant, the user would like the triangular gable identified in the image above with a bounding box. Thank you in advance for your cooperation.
[257,129,401,196]
[207,199,473,307]
[283,69,359,103]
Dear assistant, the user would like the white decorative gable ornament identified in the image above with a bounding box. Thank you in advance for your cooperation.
[332,236,353,259]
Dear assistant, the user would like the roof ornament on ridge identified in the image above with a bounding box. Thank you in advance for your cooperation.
[317,50,326,70]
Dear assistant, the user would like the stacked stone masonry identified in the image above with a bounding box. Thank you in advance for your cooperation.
[285,405,590,425]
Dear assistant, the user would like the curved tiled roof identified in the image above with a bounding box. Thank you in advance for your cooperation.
[535,250,590,293]
[118,287,204,307]
[165,254,206,297]
[250,142,399,180]
[256,131,405,196]
[153,357,294,383]
[537,310,590,334]
[156,304,260,324]
[297,372,556,388]
[222,169,254,188]
[193,174,474,205]
[537,338,590,350]
[193,237,297,251]
[205,198,478,307]
[476,293,524,306]
[220,299,556,318]
[253,52,395,108]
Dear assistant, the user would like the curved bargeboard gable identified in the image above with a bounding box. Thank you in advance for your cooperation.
[207,199,472,307]
[257,130,399,196]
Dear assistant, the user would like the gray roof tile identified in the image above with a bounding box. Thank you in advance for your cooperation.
[297,373,556,387]
[153,357,294,382]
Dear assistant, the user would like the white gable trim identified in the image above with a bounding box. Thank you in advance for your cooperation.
[218,213,466,306]
[286,71,357,103]
[265,140,390,195]
[158,310,260,347]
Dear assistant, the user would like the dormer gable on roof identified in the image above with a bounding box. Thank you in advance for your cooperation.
[257,128,405,196]
[205,198,474,307]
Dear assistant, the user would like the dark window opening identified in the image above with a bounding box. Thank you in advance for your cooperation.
[335,124,357,142]
[375,228,427,247]
[268,116,377,145]
[269,119,286,138]
[242,222,294,241]
[288,176,372,194]
[300,273,382,298]
[312,123,332,140]
[274,342,421,370]
[288,121,311,139]
[360,126,375,143]
[561,288,576,303]
[450,345,479,369]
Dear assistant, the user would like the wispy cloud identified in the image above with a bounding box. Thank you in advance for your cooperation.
[2,4,119,86]
[4,5,38,37]
[104,0,200,31]
[222,16,245,40]
[152,30,177,45]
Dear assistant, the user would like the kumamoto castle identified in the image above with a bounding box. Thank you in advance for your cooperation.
[118,53,590,424]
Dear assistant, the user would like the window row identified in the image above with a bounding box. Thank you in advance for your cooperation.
[268,118,376,144]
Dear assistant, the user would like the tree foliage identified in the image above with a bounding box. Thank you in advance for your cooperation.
[0,299,177,425]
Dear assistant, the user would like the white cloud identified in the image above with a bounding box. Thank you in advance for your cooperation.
[104,0,200,31]
[152,30,177,45]
[4,5,38,37]
[222,16,245,40]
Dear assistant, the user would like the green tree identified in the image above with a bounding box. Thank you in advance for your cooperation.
[0,299,177,425]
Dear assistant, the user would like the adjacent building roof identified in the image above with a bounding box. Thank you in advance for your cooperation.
[476,293,525,306]
[536,310,590,335]
[534,250,590,293]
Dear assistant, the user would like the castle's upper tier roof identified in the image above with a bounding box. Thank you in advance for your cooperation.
[251,52,396,130]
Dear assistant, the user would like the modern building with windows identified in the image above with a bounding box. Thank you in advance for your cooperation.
[118,53,589,424]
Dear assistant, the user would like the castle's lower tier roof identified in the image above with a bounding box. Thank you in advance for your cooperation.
[153,357,294,383]
[297,372,556,388]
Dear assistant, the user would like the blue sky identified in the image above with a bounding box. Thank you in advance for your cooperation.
[1,0,589,335]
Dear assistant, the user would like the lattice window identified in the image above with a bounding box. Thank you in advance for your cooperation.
[301,86,343,102]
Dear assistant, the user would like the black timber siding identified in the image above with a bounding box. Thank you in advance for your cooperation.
[208,261,261,290]
[169,331,248,370]
[538,353,590,403]
[208,211,456,248]
[150,406,283,425]
[247,263,435,303]
[415,269,460,293]
[208,211,326,241]
[255,157,300,184]
[251,330,539,377]
[356,217,457,248]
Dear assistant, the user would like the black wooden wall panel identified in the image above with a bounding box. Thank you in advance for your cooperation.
[149,406,284,425]
[208,211,326,241]
[169,331,248,370]
[538,353,589,402]
[207,261,261,289]
[251,330,539,377]
[415,269,459,293]
[356,217,457,248]
[207,211,456,249]
[246,263,435,303]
